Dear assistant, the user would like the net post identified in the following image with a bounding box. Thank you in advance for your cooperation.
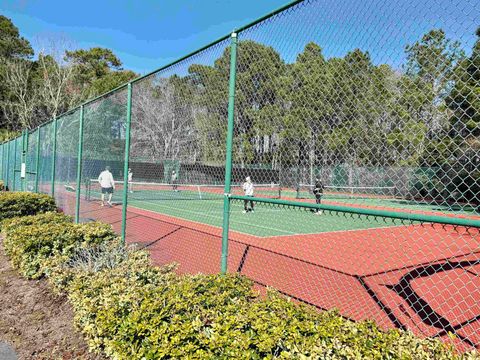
[75,105,85,223]
[121,83,133,245]
[221,32,238,275]
[51,117,58,197]
[34,128,41,193]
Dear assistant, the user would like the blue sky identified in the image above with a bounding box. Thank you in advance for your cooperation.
[1,0,479,75]
[1,0,285,74]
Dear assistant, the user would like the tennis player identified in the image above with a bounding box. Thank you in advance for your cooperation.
[242,176,255,213]
[313,178,324,215]
[171,170,178,192]
[128,168,133,193]
[98,166,115,207]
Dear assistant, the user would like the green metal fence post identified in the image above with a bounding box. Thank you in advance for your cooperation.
[220,32,238,274]
[75,106,85,223]
[21,129,28,191]
[121,83,133,245]
[35,128,41,193]
[51,117,58,197]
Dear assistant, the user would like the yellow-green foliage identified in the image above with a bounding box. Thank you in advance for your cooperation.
[2,211,72,236]
[65,255,475,360]
[0,180,4,191]
[0,192,56,223]
[3,219,117,279]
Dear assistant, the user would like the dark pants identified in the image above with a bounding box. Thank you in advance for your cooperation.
[315,194,322,212]
[244,197,254,211]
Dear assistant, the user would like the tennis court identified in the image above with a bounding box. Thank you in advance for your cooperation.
[85,180,407,237]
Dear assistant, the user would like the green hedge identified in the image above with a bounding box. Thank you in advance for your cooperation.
[3,214,117,279]
[0,192,56,223]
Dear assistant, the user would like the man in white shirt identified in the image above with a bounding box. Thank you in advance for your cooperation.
[242,176,254,213]
[171,170,178,192]
[128,168,133,193]
[98,166,115,207]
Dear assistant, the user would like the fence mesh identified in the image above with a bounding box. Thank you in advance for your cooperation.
[78,89,127,225]
[53,110,80,215]
[123,39,231,267]
[13,136,22,191]
[38,122,54,195]
[0,0,479,352]
[227,0,480,351]
[26,130,37,192]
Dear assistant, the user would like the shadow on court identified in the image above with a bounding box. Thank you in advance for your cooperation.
[73,192,480,352]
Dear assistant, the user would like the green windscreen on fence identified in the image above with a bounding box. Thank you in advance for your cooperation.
[38,122,54,195]
[54,110,80,215]
[14,136,22,191]
[26,130,37,192]
[79,89,127,220]
[0,143,3,182]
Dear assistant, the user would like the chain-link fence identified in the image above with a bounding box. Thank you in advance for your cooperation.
[0,0,479,351]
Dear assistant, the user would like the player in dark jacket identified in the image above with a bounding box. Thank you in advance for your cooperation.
[313,178,324,215]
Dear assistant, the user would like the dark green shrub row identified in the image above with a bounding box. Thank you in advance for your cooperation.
[3,212,117,279]
[1,195,478,359]
[0,192,56,223]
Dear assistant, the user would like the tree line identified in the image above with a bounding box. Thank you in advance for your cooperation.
[2,13,479,174]
[128,27,479,173]
[0,15,137,141]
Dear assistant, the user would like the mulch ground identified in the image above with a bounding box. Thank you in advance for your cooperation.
[0,237,104,360]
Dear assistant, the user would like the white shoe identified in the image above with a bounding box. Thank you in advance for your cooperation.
[316,211,323,215]
[251,209,255,213]
[242,210,247,214]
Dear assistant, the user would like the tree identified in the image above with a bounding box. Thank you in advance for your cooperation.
[0,15,33,59]
[447,27,480,138]
[65,47,135,99]
[0,15,34,129]
[130,75,197,162]
[0,58,39,129]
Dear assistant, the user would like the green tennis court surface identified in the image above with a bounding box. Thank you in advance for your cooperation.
[87,187,402,237]
[283,188,480,216]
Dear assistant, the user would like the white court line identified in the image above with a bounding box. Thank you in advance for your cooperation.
[128,198,298,236]
[92,191,404,238]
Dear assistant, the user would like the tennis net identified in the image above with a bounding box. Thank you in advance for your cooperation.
[296,184,397,200]
[86,179,281,202]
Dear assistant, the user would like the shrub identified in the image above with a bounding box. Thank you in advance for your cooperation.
[1,211,72,237]
[3,220,117,279]
[44,241,143,294]
[66,259,472,360]
[0,180,4,191]
[0,192,56,223]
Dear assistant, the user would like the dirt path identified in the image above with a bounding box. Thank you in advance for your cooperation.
[0,238,103,360]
